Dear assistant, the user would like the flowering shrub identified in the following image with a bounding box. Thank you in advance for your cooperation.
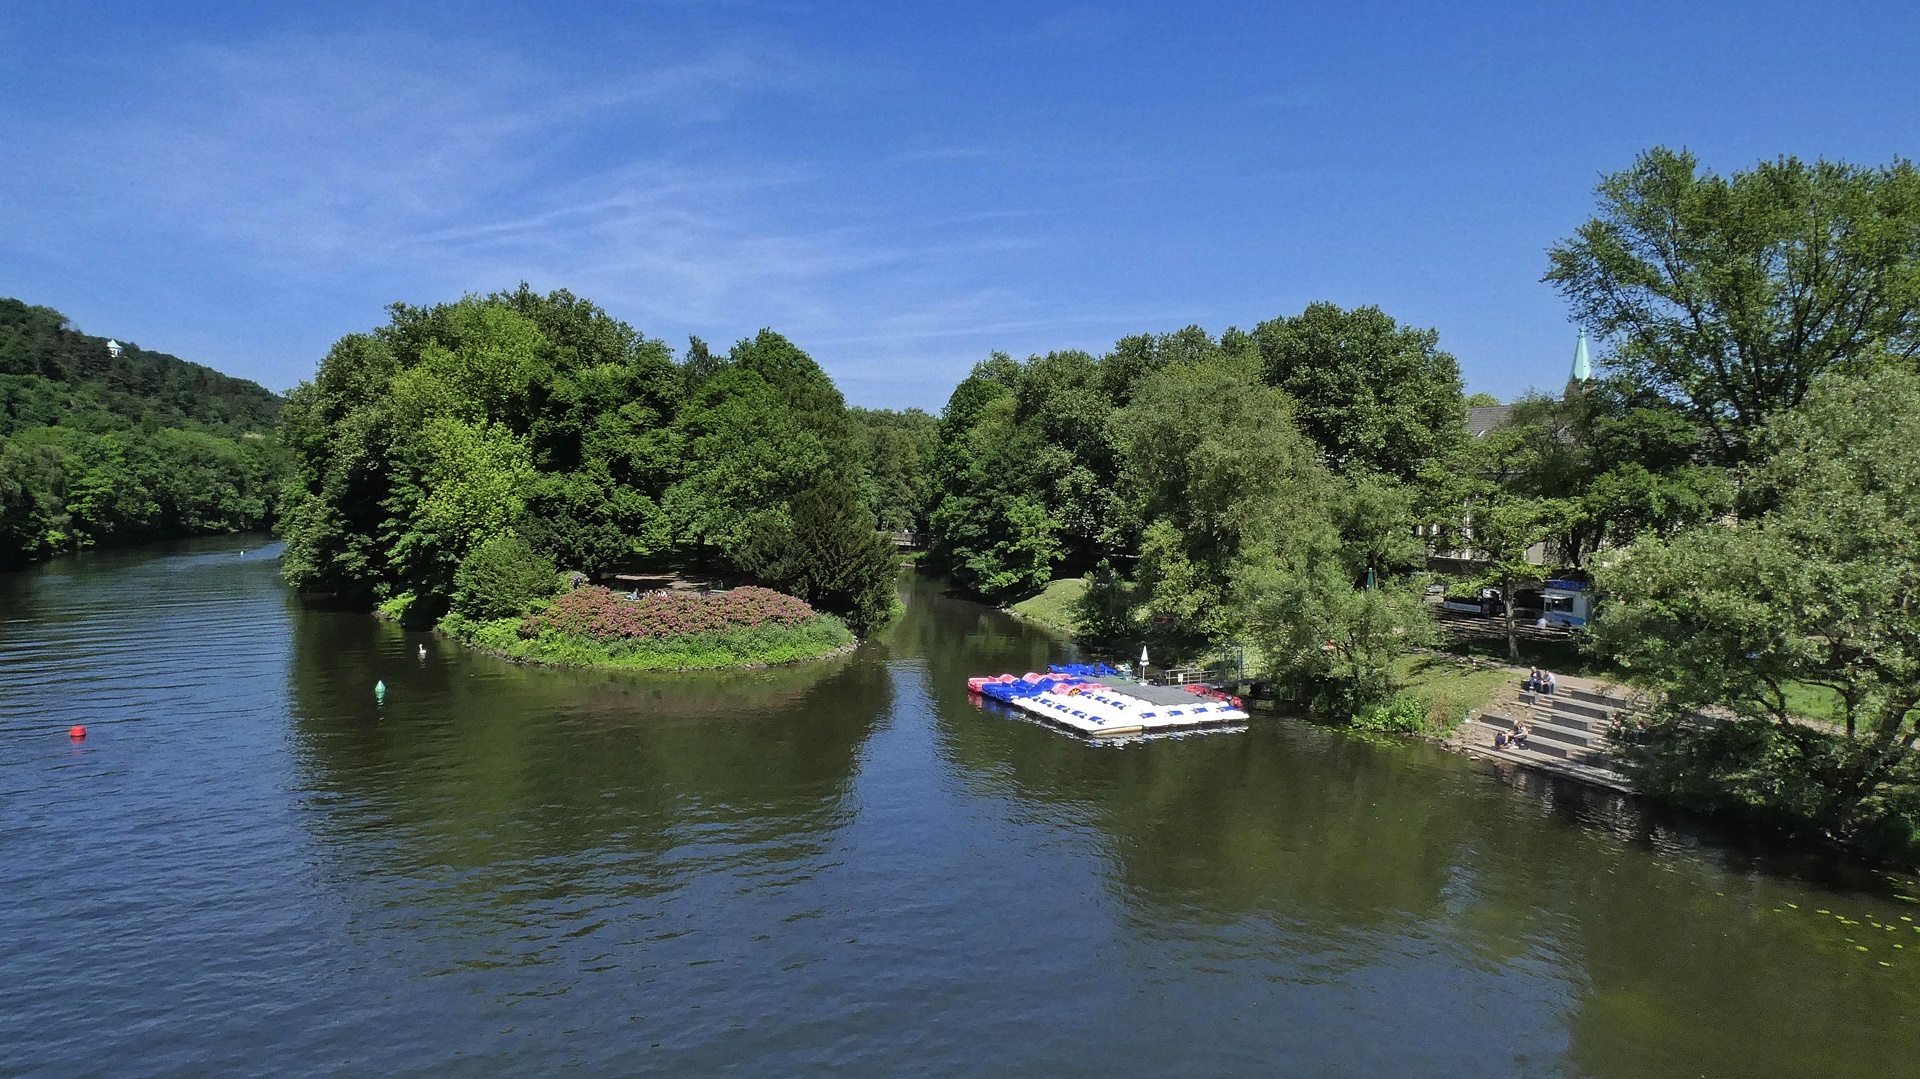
[520,585,819,642]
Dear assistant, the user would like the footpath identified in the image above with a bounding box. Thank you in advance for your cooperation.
[1442,666,1651,794]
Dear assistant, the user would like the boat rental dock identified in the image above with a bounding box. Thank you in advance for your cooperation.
[968,665,1250,737]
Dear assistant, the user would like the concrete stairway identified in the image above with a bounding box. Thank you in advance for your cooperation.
[1462,684,1645,791]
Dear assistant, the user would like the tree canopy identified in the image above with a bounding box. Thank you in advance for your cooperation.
[1547,147,1920,462]
[0,298,285,565]
[1593,364,1920,849]
[924,313,1451,711]
[1252,302,1468,481]
[277,286,898,633]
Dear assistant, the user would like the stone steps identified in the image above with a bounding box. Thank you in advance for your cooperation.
[1443,671,1658,791]
[1460,722,1635,793]
[1451,676,1648,793]
[1475,717,1610,764]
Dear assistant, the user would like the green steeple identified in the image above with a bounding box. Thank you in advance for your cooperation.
[1571,329,1592,383]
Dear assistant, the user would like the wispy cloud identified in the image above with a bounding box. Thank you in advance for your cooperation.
[0,26,1083,403]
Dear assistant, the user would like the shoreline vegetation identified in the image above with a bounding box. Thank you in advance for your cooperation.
[386,583,857,672]
[440,610,856,672]
[930,148,1920,867]
[0,298,288,567]
[274,286,918,672]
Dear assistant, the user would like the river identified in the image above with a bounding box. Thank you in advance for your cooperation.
[2,537,1917,1076]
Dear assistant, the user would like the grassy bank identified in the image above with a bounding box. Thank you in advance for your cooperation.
[1006,578,1088,634]
[1340,653,1519,736]
[440,610,854,671]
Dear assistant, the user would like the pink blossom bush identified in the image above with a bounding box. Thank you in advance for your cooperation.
[520,585,819,642]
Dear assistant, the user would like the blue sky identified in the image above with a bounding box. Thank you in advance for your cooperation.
[3,2,1916,410]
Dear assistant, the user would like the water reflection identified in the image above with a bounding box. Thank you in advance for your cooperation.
[282,593,893,975]
[918,569,1920,1079]
[7,548,1920,1077]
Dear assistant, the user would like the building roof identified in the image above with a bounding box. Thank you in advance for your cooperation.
[1465,404,1511,438]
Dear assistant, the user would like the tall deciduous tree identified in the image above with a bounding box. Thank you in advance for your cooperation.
[279,289,896,633]
[1252,302,1467,482]
[1112,350,1330,640]
[1593,364,1920,848]
[1113,350,1433,708]
[1546,147,1920,462]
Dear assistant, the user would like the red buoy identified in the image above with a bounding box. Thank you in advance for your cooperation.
[69,725,86,740]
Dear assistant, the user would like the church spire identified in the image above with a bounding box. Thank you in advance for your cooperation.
[1564,329,1592,399]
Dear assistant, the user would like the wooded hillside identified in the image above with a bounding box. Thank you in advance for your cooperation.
[0,299,286,565]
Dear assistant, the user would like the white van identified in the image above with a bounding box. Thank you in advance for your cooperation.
[1540,581,1596,627]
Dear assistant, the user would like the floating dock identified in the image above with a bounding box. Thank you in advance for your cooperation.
[968,665,1250,738]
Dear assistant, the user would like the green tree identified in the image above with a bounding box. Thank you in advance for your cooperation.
[1546,147,1920,462]
[452,531,560,620]
[1593,365,1920,850]
[665,364,829,562]
[1431,458,1577,660]
[1237,556,1435,716]
[1490,382,1731,569]
[1252,302,1468,481]
[1113,350,1433,708]
[1111,350,1331,639]
[848,406,938,532]
[743,477,898,634]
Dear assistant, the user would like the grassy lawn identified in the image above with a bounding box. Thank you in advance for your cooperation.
[1782,681,1846,725]
[1394,652,1521,731]
[1007,578,1088,634]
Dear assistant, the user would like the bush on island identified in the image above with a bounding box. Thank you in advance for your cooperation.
[452,532,561,620]
[520,584,817,640]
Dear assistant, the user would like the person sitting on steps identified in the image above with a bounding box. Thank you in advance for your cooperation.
[1495,719,1530,750]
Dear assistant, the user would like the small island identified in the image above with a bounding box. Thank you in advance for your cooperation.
[277,286,916,671]
[439,582,853,671]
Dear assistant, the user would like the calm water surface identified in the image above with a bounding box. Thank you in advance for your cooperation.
[4,538,1920,1076]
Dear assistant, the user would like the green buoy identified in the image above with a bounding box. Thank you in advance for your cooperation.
[375,680,386,703]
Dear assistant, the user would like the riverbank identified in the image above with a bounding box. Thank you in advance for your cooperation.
[1002,577,1087,635]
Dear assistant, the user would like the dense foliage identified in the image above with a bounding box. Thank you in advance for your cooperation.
[1478,379,1731,571]
[275,286,898,634]
[743,478,900,633]
[523,584,819,641]
[849,406,937,532]
[451,532,560,621]
[926,314,1447,712]
[1252,302,1467,481]
[1546,147,1920,464]
[1594,365,1920,856]
[0,299,285,566]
